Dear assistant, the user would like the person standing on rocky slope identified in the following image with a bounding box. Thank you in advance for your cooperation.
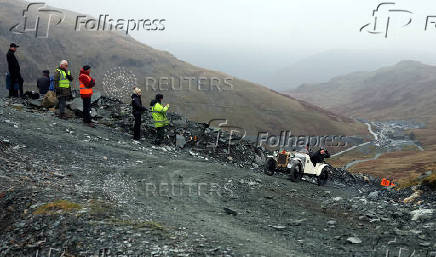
[131,87,147,140]
[79,65,95,127]
[150,94,169,145]
[6,43,24,98]
[54,60,73,119]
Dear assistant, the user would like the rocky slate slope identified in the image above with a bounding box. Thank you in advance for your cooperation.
[0,97,435,257]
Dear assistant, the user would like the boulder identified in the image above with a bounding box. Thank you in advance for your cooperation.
[29,99,42,108]
[410,209,433,221]
[403,190,423,204]
[69,98,83,112]
[368,191,379,200]
[91,91,102,104]
[90,108,98,118]
[172,119,187,127]
[176,134,186,148]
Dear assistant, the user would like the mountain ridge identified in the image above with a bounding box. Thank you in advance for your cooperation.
[0,0,366,136]
[290,60,436,122]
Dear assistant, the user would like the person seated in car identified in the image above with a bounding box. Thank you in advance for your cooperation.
[309,148,330,167]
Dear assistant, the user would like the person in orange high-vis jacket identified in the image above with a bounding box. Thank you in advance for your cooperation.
[79,65,95,126]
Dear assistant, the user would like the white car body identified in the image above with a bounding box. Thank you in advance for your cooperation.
[265,150,331,186]
[289,152,329,176]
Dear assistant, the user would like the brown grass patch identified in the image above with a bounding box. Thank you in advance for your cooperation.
[33,200,81,215]
[349,149,436,184]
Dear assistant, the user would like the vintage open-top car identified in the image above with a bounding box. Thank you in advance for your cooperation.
[264,150,332,186]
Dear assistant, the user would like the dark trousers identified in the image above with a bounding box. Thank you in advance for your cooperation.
[18,76,23,97]
[8,88,18,97]
[82,98,91,123]
[58,96,67,114]
[134,114,142,140]
[156,127,165,145]
[8,75,23,97]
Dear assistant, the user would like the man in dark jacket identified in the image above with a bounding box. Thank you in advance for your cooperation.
[6,43,24,98]
[309,148,330,167]
[131,87,147,140]
[37,70,50,95]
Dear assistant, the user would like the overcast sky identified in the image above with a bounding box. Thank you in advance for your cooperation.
[35,0,436,85]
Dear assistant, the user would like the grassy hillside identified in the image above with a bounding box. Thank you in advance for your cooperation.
[0,0,366,137]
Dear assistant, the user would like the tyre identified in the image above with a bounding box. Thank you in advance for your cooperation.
[317,167,329,186]
[289,164,302,182]
[264,158,276,176]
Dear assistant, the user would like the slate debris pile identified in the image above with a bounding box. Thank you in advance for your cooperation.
[16,93,268,170]
[7,94,436,190]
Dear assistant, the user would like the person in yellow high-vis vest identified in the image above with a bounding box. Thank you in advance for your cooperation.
[54,60,73,119]
[150,94,169,145]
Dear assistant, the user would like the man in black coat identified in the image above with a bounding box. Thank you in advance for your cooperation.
[309,148,330,167]
[6,43,24,98]
[131,87,147,140]
[37,70,50,95]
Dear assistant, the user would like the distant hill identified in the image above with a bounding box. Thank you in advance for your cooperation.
[0,0,366,136]
[269,50,436,90]
[290,60,436,122]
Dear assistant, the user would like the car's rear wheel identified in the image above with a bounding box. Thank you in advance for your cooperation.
[317,167,329,186]
[289,164,302,182]
[264,158,276,176]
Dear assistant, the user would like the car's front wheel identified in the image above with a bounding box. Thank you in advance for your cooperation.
[289,164,302,182]
[317,167,330,186]
[264,158,276,176]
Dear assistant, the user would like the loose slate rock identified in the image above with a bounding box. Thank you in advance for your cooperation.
[91,91,102,104]
[69,98,83,112]
[346,237,362,244]
[368,191,379,199]
[29,99,42,108]
[223,207,237,216]
[327,220,337,226]
[271,225,286,230]
[176,134,186,148]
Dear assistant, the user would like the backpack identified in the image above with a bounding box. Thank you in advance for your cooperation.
[24,91,40,100]
[49,76,55,91]
[42,91,58,108]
